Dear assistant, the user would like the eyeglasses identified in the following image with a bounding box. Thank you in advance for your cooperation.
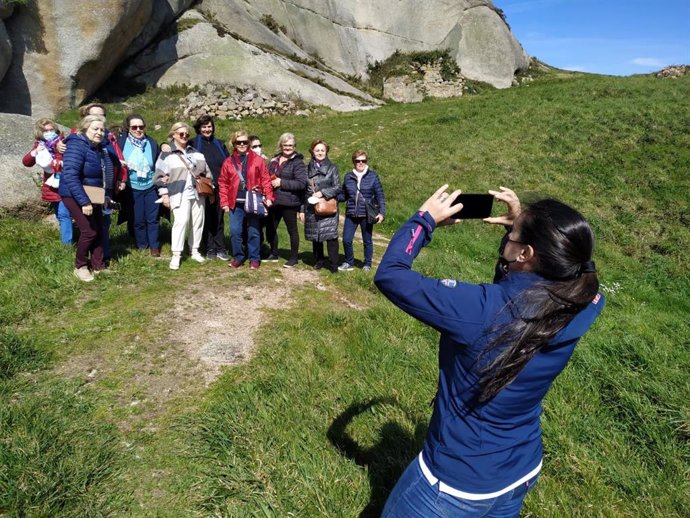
[235,141,249,146]
[251,144,261,149]
[176,132,189,138]
[354,159,367,164]
[507,238,525,245]
[129,125,145,130]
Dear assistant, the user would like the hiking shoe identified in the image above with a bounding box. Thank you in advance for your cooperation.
[362,265,372,272]
[73,266,94,282]
[338,262,354,271]
[150,248,161,257]
[169,255,181,270]
[229,259,244,269]
[250,260,260,270]
[216,251,230,261]
[206,253,217,260]
[283,258,298,268]
[313,260,325,270]
[265,253,279,262]
[191,252,206,263]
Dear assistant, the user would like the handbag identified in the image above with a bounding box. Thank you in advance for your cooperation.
[315,198,337,216]
[83,185,105,204]
[310,179,337,216]
[195,175,214,197]
[356,184,379,224]
[364,199,379,225]
[245,190,267,217]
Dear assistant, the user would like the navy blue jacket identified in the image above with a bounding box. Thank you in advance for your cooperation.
[375,211,605,494]
[59,133,111,207]
[340,169,386,218]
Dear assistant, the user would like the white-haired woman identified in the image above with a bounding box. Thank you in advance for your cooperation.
[154,122,212,270]
[266,132,308,267]
[59,115,114,281]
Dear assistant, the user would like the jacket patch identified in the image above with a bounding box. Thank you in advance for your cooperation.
[441,279,457,288]
[592,293,601,304]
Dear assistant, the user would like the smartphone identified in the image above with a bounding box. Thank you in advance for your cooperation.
[450,194,494,219]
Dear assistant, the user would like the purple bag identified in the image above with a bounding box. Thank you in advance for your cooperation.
[245,190,267,217]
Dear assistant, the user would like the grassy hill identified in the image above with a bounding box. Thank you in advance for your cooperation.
[1,72,688,517]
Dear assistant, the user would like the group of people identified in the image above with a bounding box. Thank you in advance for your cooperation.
[25,103,605,518]
[23,106,386,281]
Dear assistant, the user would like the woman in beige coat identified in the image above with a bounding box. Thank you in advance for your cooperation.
[155,122,213,270]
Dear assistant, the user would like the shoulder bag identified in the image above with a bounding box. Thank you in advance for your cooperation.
[356,184,379,224]
[180,152,214,197]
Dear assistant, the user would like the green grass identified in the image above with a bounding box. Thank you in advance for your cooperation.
[2,71,688,516]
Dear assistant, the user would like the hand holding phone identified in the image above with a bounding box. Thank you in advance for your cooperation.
[450,194,494,219]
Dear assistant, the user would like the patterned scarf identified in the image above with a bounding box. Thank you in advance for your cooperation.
[127,133,147,151]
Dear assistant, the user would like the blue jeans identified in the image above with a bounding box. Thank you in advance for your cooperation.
[381,457,538,518]
[229,205,261,261]
[51,201,73,244]
[343,216,373,267]
[132,186,160,250]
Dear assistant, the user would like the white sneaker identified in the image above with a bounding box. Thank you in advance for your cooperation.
[191,252,206,263]
[73,266,94,282]
[338,262,354,272]
[169,255,181,270]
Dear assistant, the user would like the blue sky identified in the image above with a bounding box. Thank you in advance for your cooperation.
[493,0,690,75]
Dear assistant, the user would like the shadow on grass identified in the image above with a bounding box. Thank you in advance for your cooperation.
[327,398,426,518]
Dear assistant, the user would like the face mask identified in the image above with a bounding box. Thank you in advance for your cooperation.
[43,131,58,141]
[497,255,518,277]
[252,146,262,156]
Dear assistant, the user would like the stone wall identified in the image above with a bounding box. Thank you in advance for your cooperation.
[178,84,310,121]
[382,64,464,103]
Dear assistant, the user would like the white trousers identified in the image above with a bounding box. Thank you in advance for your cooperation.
[171,196,205,255]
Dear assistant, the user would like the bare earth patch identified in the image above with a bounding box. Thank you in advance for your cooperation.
[172,267,320,384]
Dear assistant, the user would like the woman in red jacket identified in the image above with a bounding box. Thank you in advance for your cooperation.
[22,118,72,244]
[218,130,274,269]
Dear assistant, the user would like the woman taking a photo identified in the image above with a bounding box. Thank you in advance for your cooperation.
[218,130,274,269]
[375,186,604,517]
[60,115,114,282]
[299,139,341,273]
[154,122,212,270]
[266,133,308,268]
[339,149,385,272]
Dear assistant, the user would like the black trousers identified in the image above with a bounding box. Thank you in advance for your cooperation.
[312,239,339,272]
[267,205,300,261]
[203,197,226,254]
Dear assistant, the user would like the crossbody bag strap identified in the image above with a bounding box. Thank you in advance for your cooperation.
[231,155,247,187]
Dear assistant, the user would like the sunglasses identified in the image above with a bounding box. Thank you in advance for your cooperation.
[130,125,145,130]
[282,144,295,148]
[251,144,261,149]
[235,140,249,146]
[354,159,367,164]
[176,132,189,138]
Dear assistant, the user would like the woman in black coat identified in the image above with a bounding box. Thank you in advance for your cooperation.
[299,139,342,273]
[266,132,308,268]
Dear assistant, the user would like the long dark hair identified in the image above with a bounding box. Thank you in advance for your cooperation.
[477,199,599,403]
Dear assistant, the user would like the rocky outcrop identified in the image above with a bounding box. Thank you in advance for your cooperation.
[200,0,528,88]
[0,113,49,211]
[0,0,193,116]
[0,0,526,116]
[121,12,380,112]
[0,1,13,84]
[656,65,689,78]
